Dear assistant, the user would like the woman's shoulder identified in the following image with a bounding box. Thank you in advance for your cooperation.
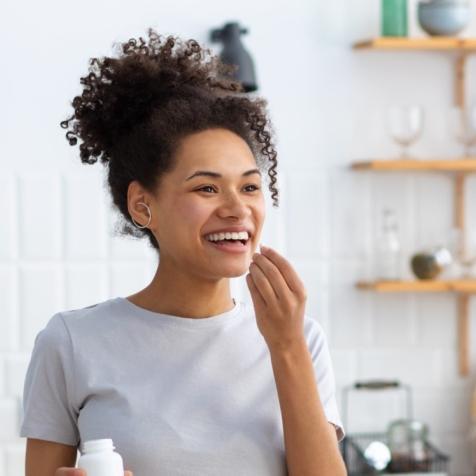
[60,296,119,318]
[40,296,120,341]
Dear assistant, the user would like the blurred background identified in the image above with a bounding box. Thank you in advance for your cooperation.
[2,0,476,474]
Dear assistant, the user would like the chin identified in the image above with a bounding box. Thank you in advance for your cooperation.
[214,263,249,279]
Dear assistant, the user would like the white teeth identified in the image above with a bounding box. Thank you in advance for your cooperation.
[205,231,249,242]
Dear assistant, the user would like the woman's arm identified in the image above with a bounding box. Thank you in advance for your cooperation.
[269,340,347,476]
[246,245,346,475]
[26,438,77,476]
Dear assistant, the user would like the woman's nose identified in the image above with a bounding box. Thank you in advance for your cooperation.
[217,193,251,218]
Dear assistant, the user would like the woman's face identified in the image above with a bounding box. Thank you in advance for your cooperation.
[148,128,266,280]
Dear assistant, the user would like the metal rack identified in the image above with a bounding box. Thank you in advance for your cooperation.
[339,380,450,475]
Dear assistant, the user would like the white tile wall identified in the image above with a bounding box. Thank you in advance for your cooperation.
[3,0,476,474]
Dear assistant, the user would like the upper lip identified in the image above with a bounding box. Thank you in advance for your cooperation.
[203,226,253,237]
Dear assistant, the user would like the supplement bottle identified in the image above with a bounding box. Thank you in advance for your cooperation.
[77,438,124,476]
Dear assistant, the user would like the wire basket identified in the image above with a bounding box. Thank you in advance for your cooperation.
[338,380,450,475]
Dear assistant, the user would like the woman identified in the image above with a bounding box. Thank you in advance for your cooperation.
[20,28,346,476]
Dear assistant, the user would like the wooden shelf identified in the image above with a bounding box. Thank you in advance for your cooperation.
[353,37,476,51]
[352,36,476,377]
[351,159,476,172]
[356,279,476,293]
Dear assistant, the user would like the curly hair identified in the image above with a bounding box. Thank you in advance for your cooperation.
[60,27,279,252]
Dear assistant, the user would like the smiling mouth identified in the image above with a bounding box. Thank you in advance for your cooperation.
[205,237,249,246]
[202,234,253,250]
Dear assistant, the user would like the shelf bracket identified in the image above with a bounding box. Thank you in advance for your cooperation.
[454,173,471,377]
[458,293,470,376]
[455,53,466,109]
[455,173,466,259]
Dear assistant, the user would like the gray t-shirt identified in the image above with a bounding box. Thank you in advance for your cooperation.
[20,296,344,476]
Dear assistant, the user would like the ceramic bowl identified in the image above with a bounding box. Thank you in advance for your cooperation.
[418,0,470,36]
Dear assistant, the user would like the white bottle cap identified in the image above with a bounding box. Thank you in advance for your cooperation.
[82,438,115,453]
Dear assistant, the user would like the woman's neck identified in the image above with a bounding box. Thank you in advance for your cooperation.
[126,262,235,319]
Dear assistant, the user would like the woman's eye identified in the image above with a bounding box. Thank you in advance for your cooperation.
[197,186,217,193]
[196,184,261,193]
[244,184,261,192]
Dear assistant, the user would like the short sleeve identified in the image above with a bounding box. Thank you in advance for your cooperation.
[304,316,345,442]
[19,313,80,446]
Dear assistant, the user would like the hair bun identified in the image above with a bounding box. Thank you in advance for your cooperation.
[60,28,241,165]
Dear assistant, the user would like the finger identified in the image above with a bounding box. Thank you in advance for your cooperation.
[260,246,306,296]
[125,471,134,476]
[55,469,85,476]
[249,261,277,303]
[246,272,266,309]
[252,252,289,300]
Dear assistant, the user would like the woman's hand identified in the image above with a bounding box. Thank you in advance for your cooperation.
[54,468,133,476]
[246,245,307,352]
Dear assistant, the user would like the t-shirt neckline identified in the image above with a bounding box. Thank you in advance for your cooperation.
[115,296,243,328]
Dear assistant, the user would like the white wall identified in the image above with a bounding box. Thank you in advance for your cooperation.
[2,0,476,474]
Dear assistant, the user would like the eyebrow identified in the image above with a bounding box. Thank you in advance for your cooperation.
[185,168,262,181]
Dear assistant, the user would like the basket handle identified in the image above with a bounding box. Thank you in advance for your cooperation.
[354,380,400,390]
[342,380,413,431]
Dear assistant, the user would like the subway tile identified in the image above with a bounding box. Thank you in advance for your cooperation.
[285,169,329,259]
[331,350,358,387]
[414,294,456,350]
[435,349,475,394]
[0,265,19,351]
[0,450,5,476]
[371,293,417,348]
[0,399,18,442]
[5,356,29,399]
[18,173,62,260]
[63,172,108,259]
[329,260,373,347]
[413,173,454,252]
[413,389,472,435]
[109,262,158,298]
[0,360,5,398]
[19,264,62,349]
[329,170,372,260]
[292,260,329,332]
[5,442,25,476]
[64,263,109,309]
[0,175,17,260]
[357,348,441,390]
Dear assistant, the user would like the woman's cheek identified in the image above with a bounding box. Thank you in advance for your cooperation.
[177,200,210,227]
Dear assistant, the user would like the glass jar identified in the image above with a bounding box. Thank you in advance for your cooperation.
[387,419,430,472]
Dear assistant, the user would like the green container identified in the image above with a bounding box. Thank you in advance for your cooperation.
[382,0,408,37]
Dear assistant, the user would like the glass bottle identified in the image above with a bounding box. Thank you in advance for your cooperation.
[376,208,401,280]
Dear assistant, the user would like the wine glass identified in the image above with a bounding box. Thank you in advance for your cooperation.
[386,105,424,159]
[448,105,476,157]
